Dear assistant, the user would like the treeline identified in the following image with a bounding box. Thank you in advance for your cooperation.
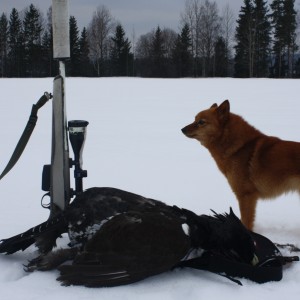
[0,0,299,78]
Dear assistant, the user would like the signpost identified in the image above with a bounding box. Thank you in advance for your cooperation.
[50,0,71,212]
[49,0,88,214]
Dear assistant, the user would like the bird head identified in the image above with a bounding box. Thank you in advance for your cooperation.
[211,208,258,266]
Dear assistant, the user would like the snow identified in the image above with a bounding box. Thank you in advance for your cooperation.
[0,77,300,299]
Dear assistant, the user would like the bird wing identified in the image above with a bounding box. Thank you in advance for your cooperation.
[57,252,176,287]
[57,211,191,287]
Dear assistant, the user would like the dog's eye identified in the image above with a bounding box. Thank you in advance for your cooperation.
[197,119,206,126]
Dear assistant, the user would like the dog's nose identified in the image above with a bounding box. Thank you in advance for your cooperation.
[181,127,187,134]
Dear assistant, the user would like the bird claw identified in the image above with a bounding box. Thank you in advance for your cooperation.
[23,263,31,272]
[24,248,78,272]
[24,255,52,272]
[275,243,300,253]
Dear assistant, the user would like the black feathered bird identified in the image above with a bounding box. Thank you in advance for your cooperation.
[0,188,166,254]
[0,187,258,286]
[56,208,258,287]
[0,188,173,254]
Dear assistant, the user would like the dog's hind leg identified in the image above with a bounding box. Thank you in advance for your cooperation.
[237,195,258,231]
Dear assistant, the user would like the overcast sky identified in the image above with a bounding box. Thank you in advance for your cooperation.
[2,0,300,37]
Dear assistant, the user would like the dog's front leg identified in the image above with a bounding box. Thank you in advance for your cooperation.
[237,195,258,231]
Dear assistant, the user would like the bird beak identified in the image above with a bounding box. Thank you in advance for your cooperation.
[251,254,259,266]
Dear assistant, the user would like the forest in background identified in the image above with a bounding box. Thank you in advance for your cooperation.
[0,0,299,78]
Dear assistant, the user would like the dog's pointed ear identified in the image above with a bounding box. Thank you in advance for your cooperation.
[217,100,230,122]
[210,103,218,109]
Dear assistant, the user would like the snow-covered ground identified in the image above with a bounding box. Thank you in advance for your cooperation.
[0,77,300,299]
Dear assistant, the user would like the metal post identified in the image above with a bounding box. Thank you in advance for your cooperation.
[50,0,70,212]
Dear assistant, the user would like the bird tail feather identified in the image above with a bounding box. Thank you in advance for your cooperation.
[0,213,66,254]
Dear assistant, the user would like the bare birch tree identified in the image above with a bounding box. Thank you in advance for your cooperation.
[181,0,221,76]
[198,0,221,76]
[87,5,114,76]
[181,0,203,76]
[221,4,235,62]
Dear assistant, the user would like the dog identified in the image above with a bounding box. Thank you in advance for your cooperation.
[181,100,300,230]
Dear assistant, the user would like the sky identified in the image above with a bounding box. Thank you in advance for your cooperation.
[1,0,300,37]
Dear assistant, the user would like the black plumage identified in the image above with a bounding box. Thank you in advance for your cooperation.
[56,208,257,287]
[58,210,191,287]
[0,187,169,254]
[0,187,258,287]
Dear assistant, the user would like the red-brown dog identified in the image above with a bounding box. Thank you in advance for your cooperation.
[182,100,300,230]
